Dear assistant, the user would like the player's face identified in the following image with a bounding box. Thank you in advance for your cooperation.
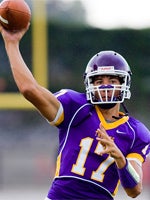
[93,75,121,102]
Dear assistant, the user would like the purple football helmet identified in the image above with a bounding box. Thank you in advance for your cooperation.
[84,51,132,104]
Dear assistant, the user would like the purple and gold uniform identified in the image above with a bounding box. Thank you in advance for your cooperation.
[47,89,150,199]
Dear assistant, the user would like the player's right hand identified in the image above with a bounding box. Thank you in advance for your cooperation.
[0,23,30,45]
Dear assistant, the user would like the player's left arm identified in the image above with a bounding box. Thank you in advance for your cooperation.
[123,159,143,198]
[96,123,143,198]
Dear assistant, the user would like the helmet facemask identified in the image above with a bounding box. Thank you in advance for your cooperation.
[85,67,131,105]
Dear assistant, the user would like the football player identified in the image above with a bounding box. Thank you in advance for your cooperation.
[0,25,150,200]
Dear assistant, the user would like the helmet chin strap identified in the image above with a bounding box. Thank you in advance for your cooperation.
[98,102,129,120]
[113,102,129,119]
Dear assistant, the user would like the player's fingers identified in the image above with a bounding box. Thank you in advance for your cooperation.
[96,137,111,145]
[96,139,115,156]
[27,22,30,29]
[99,123,108,135]
[95,128,101,137]
[100,148,116,156]
[96,136,115,153]
[0,24,4,33]
[96,126,109,140]
[96,129,107,140]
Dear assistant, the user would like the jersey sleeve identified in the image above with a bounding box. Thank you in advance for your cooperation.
[49,102,64,126]
[51,89,73,127]
[53,89,87,127]
[127,120,150,164]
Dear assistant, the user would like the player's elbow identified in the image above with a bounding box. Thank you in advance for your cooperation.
[20,84,38,100]
[126,185,142,198]
[128,191,141,198]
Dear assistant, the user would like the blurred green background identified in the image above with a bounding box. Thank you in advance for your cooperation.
[0,0,149,199]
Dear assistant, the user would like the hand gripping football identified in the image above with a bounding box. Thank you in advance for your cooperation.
[0,0,31,31]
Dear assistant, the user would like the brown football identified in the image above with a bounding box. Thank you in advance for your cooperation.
[0,0,31,31]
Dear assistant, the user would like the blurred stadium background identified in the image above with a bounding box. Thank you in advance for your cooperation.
[0,0,150,199]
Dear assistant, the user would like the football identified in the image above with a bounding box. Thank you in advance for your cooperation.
[0,0,31,31]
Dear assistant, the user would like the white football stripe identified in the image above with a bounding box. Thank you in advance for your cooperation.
[0,15,8,24]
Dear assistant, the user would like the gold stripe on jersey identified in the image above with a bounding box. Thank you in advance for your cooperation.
[50,103,64,126]
[55,153,61,177]
[127,153,144,163]
[112,180,120,196]
[95,105,129,130]
[55,112,64,126]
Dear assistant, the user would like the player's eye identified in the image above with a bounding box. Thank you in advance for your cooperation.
[94,80,103,85]
[109,78,119,84]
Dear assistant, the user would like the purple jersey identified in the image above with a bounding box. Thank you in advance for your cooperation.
[47,89,150,199]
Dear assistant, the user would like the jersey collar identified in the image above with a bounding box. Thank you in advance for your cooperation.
[95,105,129,130]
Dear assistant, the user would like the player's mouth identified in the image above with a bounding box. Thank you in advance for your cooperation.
[101,95,112,101]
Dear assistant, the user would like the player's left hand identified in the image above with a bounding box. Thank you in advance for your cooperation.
[95,123,126,167]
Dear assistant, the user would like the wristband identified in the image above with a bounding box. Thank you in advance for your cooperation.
[117,159,140,188]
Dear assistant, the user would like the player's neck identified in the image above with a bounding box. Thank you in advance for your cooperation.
[99,104,120,122]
